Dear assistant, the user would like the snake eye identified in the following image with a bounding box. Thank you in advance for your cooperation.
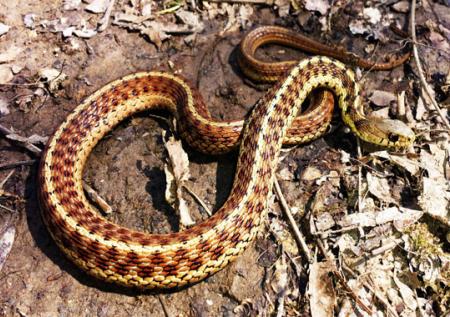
[388,133,399,143]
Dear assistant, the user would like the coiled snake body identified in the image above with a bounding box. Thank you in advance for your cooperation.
[38,27,414,289]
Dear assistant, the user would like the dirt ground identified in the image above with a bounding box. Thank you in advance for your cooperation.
[0,1,449,316]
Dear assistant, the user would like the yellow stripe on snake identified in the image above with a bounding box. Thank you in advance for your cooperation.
[38,27,415,289]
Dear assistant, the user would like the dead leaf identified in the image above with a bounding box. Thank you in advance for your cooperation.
[349,20,370,35]
[0,97,9,116]
[23,13,37,29]
[338,207,423,228]
[393,270,418,311]
[429,30,450,52]
[275,0,290,17]
[0,225,15,272]
[39,68,68,92]
[271,254,288,295]
[163,134,194,227]
[63,0,81,11]
[304,0,330,15]
[0,46,22,63]
[11,65,23,74]
[366,172,395,204]
[369,90,396,107]
[0,23,10,36]
[308,259,335,317]
[278,167,295,181]
[415,96,427,120]
[238,5,254,29]
[85,0,109,14]
[419,177,449,222]
[0,65,13,84]
[176,9,204,33]
[369,107,390,119]
[301,166,324,181]
[363,7,381,24]
[371,151,420,176]
[73,27,97,38]
[141,1,152,16]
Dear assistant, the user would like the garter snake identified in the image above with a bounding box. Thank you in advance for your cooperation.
[38,27,415,289]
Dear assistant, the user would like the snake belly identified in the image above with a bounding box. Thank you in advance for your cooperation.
[38,56,413,289]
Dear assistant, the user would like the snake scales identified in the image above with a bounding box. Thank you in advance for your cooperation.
[38,26,414,289]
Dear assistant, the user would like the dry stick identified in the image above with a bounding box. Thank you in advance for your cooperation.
[0,170,19,213]
[0,125,41,154]
[273,177,313,263]
[0,160,36,170]
[82,182,113,214]
[183,185,212,216]
[0,124,113,214]
[0,204,16,213]
[97,0,116,32]
[157,295,170,317]
[0,170,15,189]
[352,238,403,267]
[356,140,365,238]
[410,0,450,130]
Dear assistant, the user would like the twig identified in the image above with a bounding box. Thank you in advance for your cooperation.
[97,0,116,32]
[356,139,363,214]
[356,139,365,238]
[0,203,16,213]
[0,170,20,199]
[157,295,170,317]
[410,0,450,129]
[83,182,113,214]
[182,185,212,216]
[0,170,15,189]
[274,177,312,263]
[349,157,391,177]
[0,160,36,170]
[0,124,41,154]
[352,238,403,267]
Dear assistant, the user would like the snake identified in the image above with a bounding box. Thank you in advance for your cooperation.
[38,26,415,289]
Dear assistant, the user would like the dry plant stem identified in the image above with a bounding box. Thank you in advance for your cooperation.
[316,239,373,315]
[182,185,212,216]
[0,124,41,154]
[0,204,16,213]
[82,182,113,214]
[352,238,403,266]
[97,0,116,32]
[0,170,15,189]
[273,177,313,263]
[0,160,36,170]
[0,123,112,214]
[356,139,365,238]
[410,0,450,130]
[157,295,170,317]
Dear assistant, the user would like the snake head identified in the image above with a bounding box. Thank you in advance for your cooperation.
[370,117,415,148]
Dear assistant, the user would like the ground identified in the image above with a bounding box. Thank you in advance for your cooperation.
[0,0,449,317]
